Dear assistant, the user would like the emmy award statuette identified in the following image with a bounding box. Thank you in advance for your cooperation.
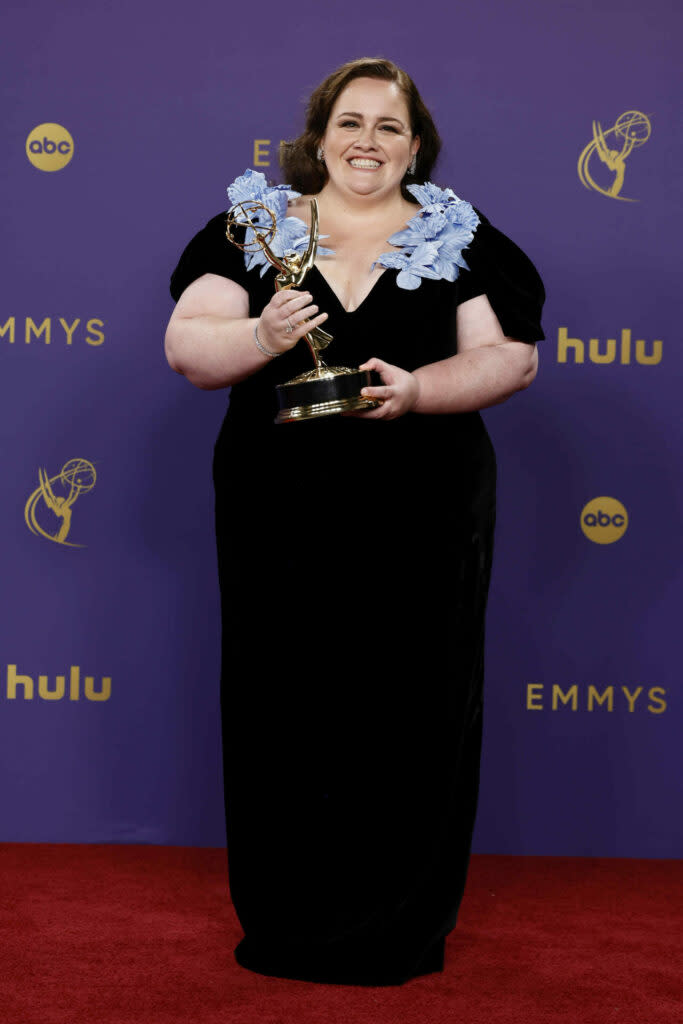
[226,199,381,424]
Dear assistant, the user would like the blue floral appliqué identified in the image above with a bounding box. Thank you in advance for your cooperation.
[376,182,480,290]
[227,172,478,289]
[227,169,332,277]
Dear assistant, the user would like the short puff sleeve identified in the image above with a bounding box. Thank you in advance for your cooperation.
[170,212,250,302]
[457,211,545,343]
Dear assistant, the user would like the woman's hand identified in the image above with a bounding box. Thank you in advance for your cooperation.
[351,357,421,420]
[258,289,329,355]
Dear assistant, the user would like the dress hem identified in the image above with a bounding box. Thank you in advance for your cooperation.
[233,935,446,987]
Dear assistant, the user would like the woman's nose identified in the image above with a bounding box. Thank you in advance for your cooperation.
[357,126,377,149]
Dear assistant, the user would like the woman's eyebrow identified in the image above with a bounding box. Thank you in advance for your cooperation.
[336,111,406,125]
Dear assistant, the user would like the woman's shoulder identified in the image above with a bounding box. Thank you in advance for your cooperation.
[170,168,299,302]
[465,207,545,300]
[458,206,546,342]
[169,210,248,303]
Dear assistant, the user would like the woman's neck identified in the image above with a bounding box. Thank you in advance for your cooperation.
[315,181,413,225]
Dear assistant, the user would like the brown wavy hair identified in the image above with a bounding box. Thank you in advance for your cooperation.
[280,58,441,202]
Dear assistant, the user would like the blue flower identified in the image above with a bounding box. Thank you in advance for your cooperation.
[377,181,480,289]
[227,168,299,208]
[405,182,479,232]
[406,181,457,213]
[227,169,332,276]
[389,212,441,246]
[226,172,479,289]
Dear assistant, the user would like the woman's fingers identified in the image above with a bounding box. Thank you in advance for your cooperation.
[354,356,420,420]
[275,289,312,312]
[360,385,392,401]
[273,292,325,328]
[293,310,328,338]
[359,357,384,373]
[289,303,319,327]
[259,290,328,352]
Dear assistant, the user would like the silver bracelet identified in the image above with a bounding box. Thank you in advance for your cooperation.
[253,322,280,359]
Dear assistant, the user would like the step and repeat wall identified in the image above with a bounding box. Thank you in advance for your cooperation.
[1,0,680,855]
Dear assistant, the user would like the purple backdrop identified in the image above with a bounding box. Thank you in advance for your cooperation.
[1,0,681,856]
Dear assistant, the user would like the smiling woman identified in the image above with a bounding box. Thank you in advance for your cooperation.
[165,57,545,986]
[321,79,419,196]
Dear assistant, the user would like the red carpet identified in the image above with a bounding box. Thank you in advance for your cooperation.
[1,845,680,1024]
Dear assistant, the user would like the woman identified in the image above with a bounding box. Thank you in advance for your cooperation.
[165,57,544,986]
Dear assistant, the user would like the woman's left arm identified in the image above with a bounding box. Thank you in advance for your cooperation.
[358,293,538,420]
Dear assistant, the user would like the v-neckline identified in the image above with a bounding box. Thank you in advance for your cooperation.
[286,196,425,314]
[309,263,390,317]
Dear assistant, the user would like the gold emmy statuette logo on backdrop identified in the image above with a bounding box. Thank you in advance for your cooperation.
[24,458,96,547]
[580,497,628,544]
[577,110,651,201]
[26,123,74,172]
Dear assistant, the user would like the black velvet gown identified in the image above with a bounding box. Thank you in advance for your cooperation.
[170,204,545,986]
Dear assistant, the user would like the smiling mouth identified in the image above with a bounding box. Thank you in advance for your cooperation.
[348,158,382,169]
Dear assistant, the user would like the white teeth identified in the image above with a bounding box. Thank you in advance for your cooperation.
[349,159,381,168]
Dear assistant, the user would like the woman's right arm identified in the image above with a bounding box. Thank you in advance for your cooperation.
[164,273,327,390]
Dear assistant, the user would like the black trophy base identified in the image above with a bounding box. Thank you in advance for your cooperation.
[275,368,382,424]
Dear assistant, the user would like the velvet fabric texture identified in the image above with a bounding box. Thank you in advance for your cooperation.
[169,205,545,985]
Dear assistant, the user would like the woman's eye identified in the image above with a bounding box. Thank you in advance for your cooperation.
[340,120,358,128]
[380,125,399,133]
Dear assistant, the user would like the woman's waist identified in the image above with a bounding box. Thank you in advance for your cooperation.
[217,403,494,466]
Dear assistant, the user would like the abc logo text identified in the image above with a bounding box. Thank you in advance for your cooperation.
[26,123,74,172]
[580,497,628,544]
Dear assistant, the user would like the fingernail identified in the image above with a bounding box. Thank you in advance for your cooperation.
[361,388,368,396]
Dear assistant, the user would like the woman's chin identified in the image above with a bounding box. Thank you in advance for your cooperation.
[340,175,398,200]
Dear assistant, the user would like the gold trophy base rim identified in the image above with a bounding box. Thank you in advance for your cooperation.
[275,394,380,424]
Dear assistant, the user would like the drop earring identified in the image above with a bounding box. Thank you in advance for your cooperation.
[408,154,417,175]
[317,145,325,162]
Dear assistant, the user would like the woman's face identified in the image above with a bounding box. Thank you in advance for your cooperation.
[321,77,420,201]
